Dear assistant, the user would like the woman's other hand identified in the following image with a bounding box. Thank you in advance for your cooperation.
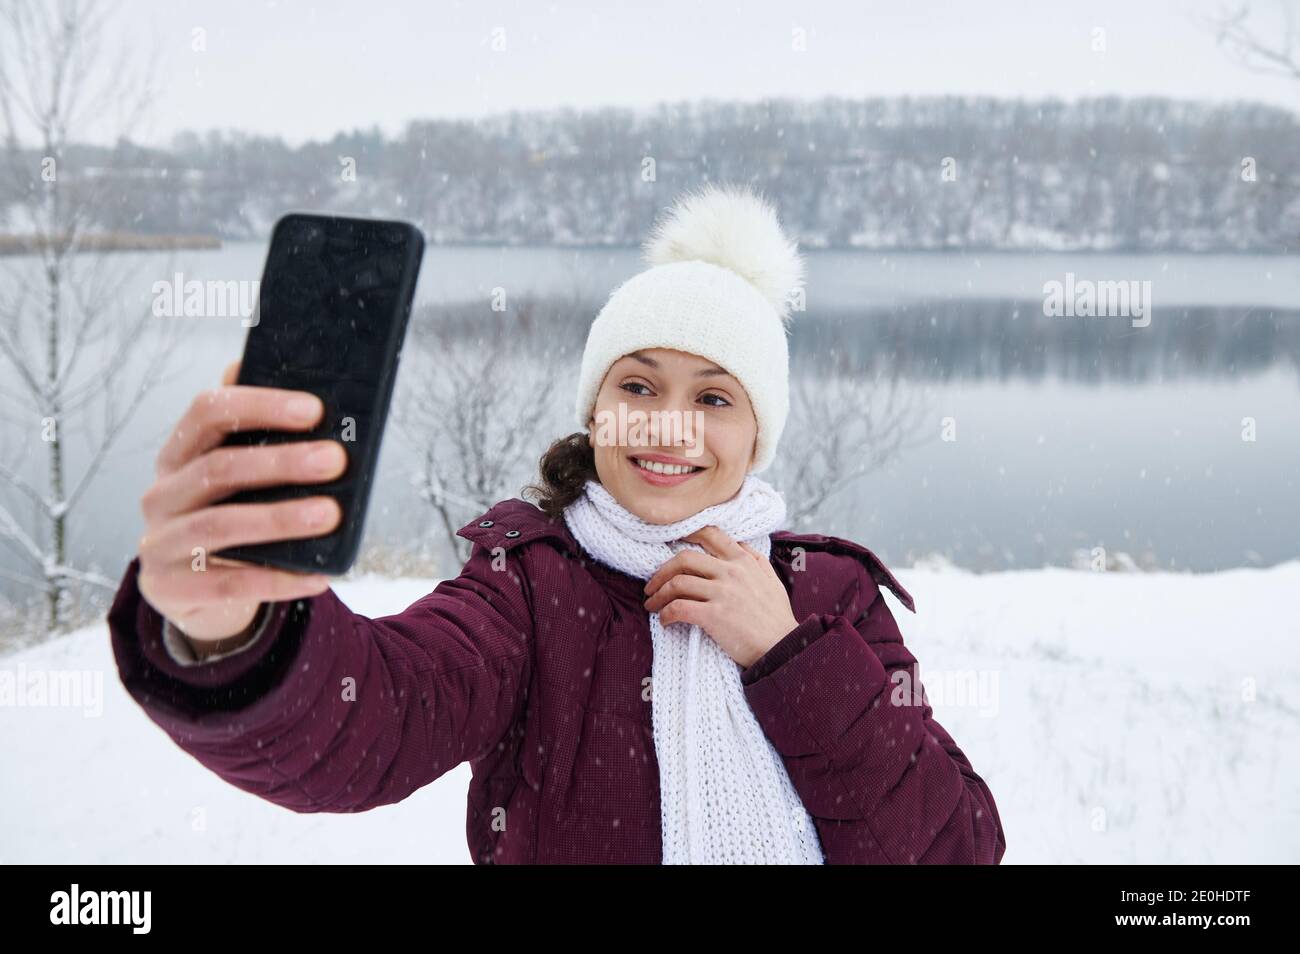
[642,524,800,668]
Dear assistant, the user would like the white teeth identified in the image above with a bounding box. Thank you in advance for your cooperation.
[634,457,700,476]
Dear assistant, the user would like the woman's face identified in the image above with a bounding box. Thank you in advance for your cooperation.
[588,347,758,524]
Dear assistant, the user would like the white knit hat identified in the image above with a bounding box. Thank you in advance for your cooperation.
[573,182,805,474]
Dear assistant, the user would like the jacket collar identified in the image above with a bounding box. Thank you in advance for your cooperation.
[457,499,914,613]
[456,498,580,558]
[771,530,915,613]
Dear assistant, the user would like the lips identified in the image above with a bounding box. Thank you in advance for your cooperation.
[627,454,707,487]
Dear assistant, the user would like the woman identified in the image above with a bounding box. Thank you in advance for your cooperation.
[109,183,1006,864]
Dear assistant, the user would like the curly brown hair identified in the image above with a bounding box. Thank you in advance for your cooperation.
[522,431,599,520]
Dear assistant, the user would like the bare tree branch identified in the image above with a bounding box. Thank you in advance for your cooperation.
[0,0,166,631]
[771,364,931,529]
[1204,0,1300,80]
[396,296,574,563]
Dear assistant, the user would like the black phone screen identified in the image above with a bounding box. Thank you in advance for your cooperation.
[213,213,424,575]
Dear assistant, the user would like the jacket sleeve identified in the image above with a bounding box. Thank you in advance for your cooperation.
[740,558,1006,864]
[108,541,534,813]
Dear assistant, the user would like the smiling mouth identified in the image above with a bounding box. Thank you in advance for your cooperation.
[627,455,707,484]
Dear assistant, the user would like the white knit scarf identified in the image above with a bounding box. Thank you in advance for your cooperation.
[562,474,824,864]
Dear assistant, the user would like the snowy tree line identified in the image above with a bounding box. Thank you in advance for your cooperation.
[1,95,1297,252]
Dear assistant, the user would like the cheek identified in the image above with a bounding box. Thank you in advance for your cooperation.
[706,418,756,468]
[593,442,621,478]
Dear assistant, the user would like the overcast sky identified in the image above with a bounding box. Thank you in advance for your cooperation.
[93,0,1300,146]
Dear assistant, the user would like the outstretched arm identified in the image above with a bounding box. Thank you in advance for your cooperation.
[109,541,533,814]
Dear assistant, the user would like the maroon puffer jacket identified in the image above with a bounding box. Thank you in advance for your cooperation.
[108,497,1006,864]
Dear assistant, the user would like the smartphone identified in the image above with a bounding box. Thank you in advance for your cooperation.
[212,212,425,575]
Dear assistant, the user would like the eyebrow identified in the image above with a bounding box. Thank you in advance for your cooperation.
[625,351,731,378]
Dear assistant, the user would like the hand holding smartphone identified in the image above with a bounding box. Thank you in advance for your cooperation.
[136,358,343,642]
[136,213,424,644]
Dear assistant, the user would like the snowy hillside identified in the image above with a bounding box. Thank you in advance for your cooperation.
[2,564,1297,864]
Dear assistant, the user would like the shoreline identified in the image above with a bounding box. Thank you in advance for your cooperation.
[0,233,222,256]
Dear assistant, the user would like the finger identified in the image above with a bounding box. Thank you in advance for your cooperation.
[644,549,721,595]
[220,360,241,386]
[644,573,714,613]
[659,597,708,629]
[156,385,326,477]
[142,440,348,522]
[154,564,332,609]
[737,541,765,562]
[142,495,343,563]
[683,524,745,559]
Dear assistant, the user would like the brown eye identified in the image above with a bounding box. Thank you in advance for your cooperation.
[700,392,731,407]
[620,382,651,396]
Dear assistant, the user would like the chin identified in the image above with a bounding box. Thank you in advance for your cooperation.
[641,502,696,525]
[613,483,684,522]
[631,482,738,526]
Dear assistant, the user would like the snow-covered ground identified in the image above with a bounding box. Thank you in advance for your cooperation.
[2,564,1298,864]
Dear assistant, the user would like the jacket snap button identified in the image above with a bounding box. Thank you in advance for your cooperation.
[504,529,521,538]
[478,520,494,528]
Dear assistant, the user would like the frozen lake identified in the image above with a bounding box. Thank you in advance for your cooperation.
[0,243,1297,607]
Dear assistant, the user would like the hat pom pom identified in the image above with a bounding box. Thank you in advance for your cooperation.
[641,182,805,321]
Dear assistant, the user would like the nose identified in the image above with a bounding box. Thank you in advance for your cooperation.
[640,398,703,459]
